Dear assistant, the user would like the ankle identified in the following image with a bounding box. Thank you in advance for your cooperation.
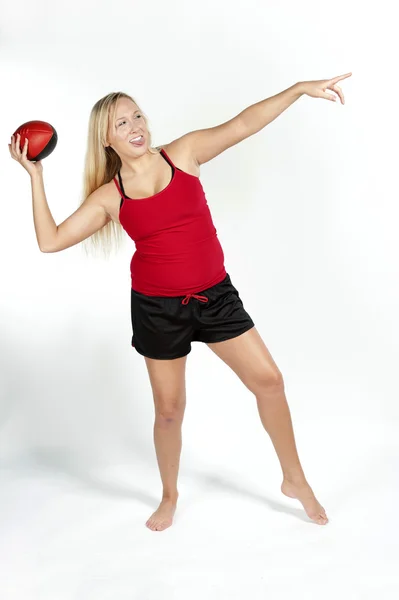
[162,491,179,503]
[283,469,307,485]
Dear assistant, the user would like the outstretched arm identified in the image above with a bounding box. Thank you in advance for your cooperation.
[180,72,352,166]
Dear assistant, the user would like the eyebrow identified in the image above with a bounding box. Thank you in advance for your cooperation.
[115,110,140,122]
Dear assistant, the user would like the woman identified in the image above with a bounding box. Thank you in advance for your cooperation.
[9,72,351,531]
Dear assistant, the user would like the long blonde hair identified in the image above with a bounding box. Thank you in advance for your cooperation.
[79,92,160,259]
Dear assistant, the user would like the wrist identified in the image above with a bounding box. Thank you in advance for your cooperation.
[294,81,305,96]
[30,171,43,183]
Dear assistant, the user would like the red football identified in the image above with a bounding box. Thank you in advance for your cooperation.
[13,120,58,161]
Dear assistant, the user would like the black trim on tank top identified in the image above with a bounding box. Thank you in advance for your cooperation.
[118,171,126,209]
[118,149,181,207]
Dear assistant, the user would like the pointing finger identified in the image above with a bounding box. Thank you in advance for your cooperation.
[329,72,352,85]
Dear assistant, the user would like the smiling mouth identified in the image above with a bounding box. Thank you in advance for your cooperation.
[129,135,143,143]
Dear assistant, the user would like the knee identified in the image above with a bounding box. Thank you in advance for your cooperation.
[155,396,185,424]
[249,368,284,395]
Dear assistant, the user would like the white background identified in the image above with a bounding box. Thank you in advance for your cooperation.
[1,0,398,598]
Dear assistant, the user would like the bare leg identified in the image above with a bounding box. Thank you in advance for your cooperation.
[254,379,328,525]
[143,354,187,531]
[207,327,328,525]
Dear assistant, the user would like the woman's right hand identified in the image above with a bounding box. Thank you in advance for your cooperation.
[8,133,43,178]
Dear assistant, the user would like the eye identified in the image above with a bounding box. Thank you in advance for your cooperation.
[117,114,141,127]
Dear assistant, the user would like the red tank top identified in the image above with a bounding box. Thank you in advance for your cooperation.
[113,148,227,297]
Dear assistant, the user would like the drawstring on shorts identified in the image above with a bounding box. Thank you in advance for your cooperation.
[181,293,209,306]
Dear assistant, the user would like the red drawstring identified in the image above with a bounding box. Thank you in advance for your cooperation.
[181,293,209,305]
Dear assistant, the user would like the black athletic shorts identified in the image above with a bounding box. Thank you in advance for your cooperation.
[130,273,255,360]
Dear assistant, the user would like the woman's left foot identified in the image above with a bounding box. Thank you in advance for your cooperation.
[281,478,329,525]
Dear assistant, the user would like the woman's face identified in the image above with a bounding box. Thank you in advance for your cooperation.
[107,98,149,157]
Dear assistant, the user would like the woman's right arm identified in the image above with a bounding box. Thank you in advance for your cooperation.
[9,133,111,253]
[31,173,111,253]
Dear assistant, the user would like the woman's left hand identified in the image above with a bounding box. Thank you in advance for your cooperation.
[299,72,352,104]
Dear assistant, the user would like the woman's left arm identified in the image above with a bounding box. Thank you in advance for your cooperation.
[240,72,352,136]
[182,72,352,166]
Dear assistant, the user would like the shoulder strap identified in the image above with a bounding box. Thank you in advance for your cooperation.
[160,147,177,169]
[113,172,126,198]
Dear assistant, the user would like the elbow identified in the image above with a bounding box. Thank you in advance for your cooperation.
[40,244,56,253]
[39,227,60,253]
[40,236,59,253]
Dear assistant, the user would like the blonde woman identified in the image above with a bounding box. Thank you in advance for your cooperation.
[9,72,351,531]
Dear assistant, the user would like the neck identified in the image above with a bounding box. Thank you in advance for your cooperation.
[120,149,158,177]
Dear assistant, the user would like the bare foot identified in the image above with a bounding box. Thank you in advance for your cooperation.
[146,497,178,531]
[281,479,329,525]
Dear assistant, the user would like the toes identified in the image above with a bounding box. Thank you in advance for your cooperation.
[308,509,329,525]
[319,508,328,521]
[317,514,328,525]
[146,516,172,531]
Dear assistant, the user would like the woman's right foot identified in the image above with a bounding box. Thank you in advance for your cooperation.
[145,496,178,531]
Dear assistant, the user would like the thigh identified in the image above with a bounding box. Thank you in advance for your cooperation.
[206,327,283,394]
[144,355,188,413]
